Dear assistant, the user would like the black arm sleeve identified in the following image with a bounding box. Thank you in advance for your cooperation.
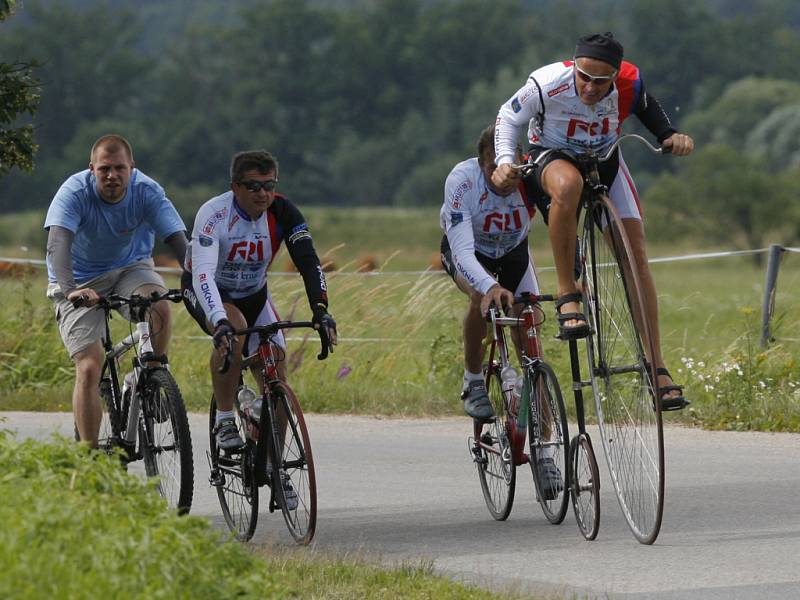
[272,198,329,310]
[634,81,677,143]
[164,230,189,267]
[46,225,77,295]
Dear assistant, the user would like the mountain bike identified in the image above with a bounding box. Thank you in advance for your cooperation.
[516,133,668,543]
[469,293,569,523]
[74,289,194,514]
[208,319,330,545]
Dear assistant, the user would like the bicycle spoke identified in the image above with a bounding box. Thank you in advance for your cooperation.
[584,200,664,544]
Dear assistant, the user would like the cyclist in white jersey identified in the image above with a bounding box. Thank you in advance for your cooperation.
[492,32,692,410]
[182,150,337,451]
[440,125,541,421]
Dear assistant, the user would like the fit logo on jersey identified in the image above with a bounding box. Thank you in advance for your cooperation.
[483,209,523,232]
[227,240,265,262]
[567,117,610,138]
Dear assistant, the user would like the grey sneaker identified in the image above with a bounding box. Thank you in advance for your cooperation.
[280,470,298,511]
[537,457,564,500]
[213,418,245,452]
[461,380,494,421]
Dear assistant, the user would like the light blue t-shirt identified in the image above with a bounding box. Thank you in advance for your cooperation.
[44,169,185,283]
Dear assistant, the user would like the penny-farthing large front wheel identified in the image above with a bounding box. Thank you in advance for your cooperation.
[582,196,664,544]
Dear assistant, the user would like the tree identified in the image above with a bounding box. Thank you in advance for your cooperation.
[0,0,40,177]
[643,144,792,263]
[683,78,800,147]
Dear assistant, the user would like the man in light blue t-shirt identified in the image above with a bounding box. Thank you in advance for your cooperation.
[44,134,188,447]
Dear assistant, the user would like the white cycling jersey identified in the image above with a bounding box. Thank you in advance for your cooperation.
[495,60,664,221]
[440,157,536,295]
[185,191,327,326]
[495,60,648,161]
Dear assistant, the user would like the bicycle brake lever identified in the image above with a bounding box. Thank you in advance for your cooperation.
[316,327,330,360]
[71,295,89,309]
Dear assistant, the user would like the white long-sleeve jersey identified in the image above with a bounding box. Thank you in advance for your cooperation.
[439,157,535,295]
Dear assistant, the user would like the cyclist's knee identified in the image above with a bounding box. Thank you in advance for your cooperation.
[547,171,583,208]
[151,299,173,326]
[73,348,103,383]
[223,303,247,330]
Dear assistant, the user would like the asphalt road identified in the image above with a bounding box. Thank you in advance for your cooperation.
[3,411,800,599]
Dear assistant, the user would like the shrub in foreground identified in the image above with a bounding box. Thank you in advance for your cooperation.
[0,430,284,599]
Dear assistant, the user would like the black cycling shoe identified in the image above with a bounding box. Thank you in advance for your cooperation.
[536,457,564,500]
[213,418,245,452]
[461,380,495,422]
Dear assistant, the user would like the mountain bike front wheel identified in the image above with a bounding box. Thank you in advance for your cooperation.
[139,368,194,514]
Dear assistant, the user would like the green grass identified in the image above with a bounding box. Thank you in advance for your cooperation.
[1,208,798,431]
[0,429,538,600]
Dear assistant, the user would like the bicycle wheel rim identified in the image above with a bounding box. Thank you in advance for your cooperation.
[526,363,569,524]
[570,433,600,541]
[141,369,194,514]
[210,396,259,541]
[476,368,516,521]
[583,198,665,544]
[271,382,317,545]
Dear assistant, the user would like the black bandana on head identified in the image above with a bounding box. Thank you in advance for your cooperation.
[574,32,624,70]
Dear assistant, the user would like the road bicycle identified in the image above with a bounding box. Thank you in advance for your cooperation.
[469,293,569,524]
[74,289,194,514]
[516,133,668,543]
[208,319,330,545]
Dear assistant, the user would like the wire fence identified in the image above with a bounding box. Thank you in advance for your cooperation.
[3,245,797,346]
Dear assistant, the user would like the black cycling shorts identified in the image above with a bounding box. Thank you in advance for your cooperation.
[180,270,268,335]
[523,145,620,223]
[440,235,530,293]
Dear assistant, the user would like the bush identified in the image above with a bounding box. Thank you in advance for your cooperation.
[0,430,285,599]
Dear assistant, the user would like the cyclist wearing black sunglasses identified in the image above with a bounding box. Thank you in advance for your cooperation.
[492,32,692,411]
[181,150,337,450]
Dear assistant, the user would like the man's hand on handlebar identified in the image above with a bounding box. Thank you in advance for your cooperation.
[661,132,694,157]
[490,163,522,193]
[480,284,515,317]
[312,305,338,352]
[212,319,235,352]
[67,288,100,308]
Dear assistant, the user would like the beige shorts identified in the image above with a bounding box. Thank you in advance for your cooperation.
[47,259,167,358]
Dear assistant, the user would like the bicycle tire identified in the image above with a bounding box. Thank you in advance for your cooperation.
[526,362,569,524]
[475,366,516,521]
[582,196,665,544]
[139,369,194,514]
[569,433,600,540]
[209,395,259,541]
[268,382,317,545]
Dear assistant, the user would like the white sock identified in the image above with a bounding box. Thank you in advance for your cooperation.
[216,409,234,425]
[539,445,555,460]
[463,370,483,389]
